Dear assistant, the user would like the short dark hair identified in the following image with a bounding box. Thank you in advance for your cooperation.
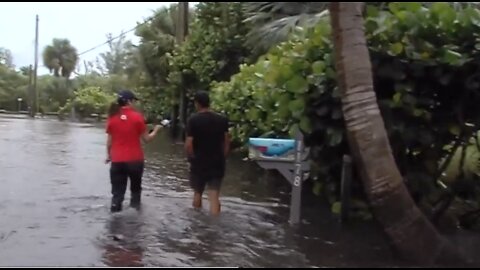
[194,91,210,108]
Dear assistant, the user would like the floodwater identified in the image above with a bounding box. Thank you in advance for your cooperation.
[0,115,476,267]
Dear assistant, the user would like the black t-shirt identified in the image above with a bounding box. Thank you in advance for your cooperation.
[186,111,229,177]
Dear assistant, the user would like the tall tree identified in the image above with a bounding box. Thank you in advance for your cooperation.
[134,4,195,85]
[42,38,79,79]
[130,4,195,121]
[99,33,135,76]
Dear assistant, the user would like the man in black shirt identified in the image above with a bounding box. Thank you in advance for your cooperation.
[185,91,230,216]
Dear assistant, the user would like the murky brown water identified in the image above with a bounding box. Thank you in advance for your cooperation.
[1,115,476,267]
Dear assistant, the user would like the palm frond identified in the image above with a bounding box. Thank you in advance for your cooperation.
[244,2,480,53]
[243,2,329,52]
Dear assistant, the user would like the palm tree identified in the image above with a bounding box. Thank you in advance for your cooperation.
[133,4,195,134]
[42,38,79,79]
[134,6,176,84]
[134,4,195,84]
[244,1,463,264]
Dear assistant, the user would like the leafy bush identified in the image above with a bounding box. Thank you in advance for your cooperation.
[0,65,28,110]
[60,86,115,118]
[212,3,480,209]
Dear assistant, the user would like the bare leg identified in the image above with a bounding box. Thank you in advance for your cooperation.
[208,189,221,216]
[193,192,203,209]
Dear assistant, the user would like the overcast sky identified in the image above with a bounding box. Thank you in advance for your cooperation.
[0,2,187,75]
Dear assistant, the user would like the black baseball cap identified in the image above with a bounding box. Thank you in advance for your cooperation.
[118,90,139,101]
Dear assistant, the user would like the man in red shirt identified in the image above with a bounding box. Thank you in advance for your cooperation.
[106,90,162,212]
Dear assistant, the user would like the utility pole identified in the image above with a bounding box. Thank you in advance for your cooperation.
[177,2,189,141]
[171,2,189,140]
[28,65,34,117]
[33,14,39,116]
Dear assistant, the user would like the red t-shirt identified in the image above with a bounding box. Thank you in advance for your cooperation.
[106,106,146,163]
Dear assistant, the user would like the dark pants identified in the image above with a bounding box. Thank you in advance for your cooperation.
[110,162,144,212]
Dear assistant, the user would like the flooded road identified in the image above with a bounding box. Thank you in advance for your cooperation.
[0,116,422,267]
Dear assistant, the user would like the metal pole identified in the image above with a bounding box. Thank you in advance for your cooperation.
[290,130,304,225]
[33,14,39,116]
[28,65,34,117]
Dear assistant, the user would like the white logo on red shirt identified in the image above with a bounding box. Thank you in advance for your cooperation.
[120,114,127,120]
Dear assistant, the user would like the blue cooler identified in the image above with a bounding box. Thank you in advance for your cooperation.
[248,138,296,161]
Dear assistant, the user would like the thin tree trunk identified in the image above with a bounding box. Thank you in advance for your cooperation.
[329,2,462,265]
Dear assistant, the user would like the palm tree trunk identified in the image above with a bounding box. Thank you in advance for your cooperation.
[329,2,461,265]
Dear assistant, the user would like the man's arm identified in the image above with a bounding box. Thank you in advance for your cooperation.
[185,136,194,158]
[185,117,195,158]
[223,117,230,157]
[224,133,230,157]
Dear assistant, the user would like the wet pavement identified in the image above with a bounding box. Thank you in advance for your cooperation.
[1,115,472,267]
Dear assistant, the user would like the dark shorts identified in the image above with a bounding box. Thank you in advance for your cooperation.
[188,158,225,194]
[189,172,223,194]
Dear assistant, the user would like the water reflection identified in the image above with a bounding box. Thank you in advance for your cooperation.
[102,211,145,267]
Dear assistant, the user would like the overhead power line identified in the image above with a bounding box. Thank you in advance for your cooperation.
[76,14,158,57]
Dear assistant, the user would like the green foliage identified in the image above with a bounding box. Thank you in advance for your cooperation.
[37,76,72,112]
[365,3,480,202]
[59,86,115,118]
[0,49,27,111]
[242,2,480,53]
[212,3,480,209]
[168,2,252,112]
[0,64,28,110]
[440,138,480,185]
